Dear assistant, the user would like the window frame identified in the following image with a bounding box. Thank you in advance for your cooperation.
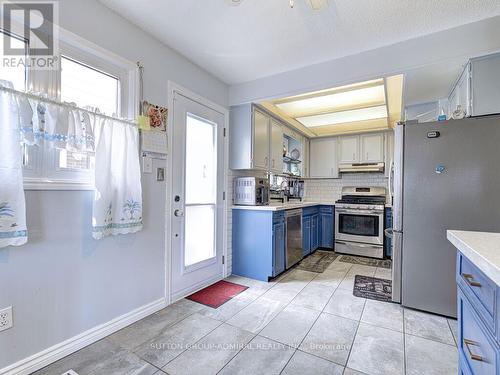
[13,26,138,191]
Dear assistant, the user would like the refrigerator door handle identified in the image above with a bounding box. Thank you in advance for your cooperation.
[388,159,394,200]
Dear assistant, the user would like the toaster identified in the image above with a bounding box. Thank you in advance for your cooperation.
[233,177,270,206]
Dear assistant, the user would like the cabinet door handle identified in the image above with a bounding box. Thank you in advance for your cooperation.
[463,339,483,362]
[463,273,482,287]
[265,157,268,166]
[352,153,355,160]
[272,159,275,168]
[366,152,369,160]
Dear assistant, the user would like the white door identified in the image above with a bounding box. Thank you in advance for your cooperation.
[360,133,384,162]
[170,91,225,300]
[309,137,338,178]
[338,135,359,163]
[253,109,270,170]
[270,119,283,173]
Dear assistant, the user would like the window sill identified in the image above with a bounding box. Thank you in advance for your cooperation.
[23,180,95,191]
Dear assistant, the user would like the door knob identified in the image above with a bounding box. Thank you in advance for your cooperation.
[174,209,184,217]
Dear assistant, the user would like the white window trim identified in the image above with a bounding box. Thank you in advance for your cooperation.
[6,22,139,190]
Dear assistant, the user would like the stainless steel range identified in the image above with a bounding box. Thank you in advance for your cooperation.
[335,187,386,259]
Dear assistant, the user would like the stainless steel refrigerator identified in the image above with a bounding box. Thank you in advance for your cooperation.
[391,116,500,318]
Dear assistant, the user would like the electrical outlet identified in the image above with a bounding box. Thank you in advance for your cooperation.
[0,306,13,332]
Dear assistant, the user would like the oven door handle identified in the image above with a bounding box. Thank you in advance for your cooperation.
[335,241,382,248]
[335,209,384,215]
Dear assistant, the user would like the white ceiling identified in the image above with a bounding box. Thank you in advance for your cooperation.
[99,0,500,85]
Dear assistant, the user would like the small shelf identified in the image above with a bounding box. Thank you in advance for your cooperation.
[283,156,302,164]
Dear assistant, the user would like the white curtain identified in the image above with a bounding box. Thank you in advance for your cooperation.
[92,118,143,239]
[0,81,27,248]
[0,81,142,245]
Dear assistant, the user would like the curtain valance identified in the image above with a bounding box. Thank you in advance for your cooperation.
[0,81,143,246]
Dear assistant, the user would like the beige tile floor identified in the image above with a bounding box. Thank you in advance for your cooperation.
[34,257,458,375]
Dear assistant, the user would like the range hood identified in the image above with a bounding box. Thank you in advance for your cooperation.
[339,162,385,173]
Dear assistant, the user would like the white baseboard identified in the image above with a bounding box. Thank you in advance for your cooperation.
[1,298,167,375]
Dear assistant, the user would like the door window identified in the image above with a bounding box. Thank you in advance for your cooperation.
[184,113,217,267]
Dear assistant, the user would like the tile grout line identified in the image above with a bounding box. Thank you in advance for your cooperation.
[446,318,458,347]
[284,263,356,372]
[276,261,367,372]
[133,309,224,371]
[342,287,368,373]
[222,266,337,374]
[216,269,310,374]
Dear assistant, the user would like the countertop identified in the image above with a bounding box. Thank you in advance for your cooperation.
[447,230,500,285]
[232,201,393,211]
[232,201,335,211]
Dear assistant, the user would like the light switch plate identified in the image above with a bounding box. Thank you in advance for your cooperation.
[0,306,13,332]
[142,156,153,174]
[156,167,165,181]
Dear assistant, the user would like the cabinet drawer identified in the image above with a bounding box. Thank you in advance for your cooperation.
[457,254,497,332]
[458,291,499,375]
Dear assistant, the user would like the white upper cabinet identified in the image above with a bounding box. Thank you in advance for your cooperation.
[229,104,270,170]
[302,138,310,178]
[338,136,359,164]
[447,53,500,118]
[309,137,338,178]
[230,104,290,173]
[448,66,470,117]
[338,133,384,164]
[360,133,384,163]
[253,109,270,170]
[384,130,394,177]
[270,118,283,173]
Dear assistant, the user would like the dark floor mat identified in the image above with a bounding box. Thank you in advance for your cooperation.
[339,254,391,269]
[296,250,338,273]
[353,275,392,302]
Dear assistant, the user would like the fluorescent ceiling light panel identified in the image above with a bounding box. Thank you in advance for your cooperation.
[296,105,388,127]
[276,85,385,117]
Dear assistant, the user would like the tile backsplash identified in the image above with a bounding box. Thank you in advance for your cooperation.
[304,173,389,203]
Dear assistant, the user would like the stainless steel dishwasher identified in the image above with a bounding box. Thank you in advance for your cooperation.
[285,209,303,268]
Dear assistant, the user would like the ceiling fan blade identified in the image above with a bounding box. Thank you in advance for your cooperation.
[308,0,328,10]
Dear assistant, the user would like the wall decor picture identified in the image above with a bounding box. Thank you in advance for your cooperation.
[143,101,168,132]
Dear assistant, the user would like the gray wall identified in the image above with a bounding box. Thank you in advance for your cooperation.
[0,0,228,369]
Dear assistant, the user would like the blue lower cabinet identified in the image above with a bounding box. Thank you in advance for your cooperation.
[311,214,319,251]
[302,216,311,257]
[232,209,285,281]
[319,206,334,249]
[384,207,392,258]
[454,251,500,375]
[272,220,286,276]
[458,290,498,375]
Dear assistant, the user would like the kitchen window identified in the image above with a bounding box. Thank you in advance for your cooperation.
[4,28,137,190]
[0,30,27,91]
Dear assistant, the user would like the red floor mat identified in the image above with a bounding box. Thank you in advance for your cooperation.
[186,280,249,308]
